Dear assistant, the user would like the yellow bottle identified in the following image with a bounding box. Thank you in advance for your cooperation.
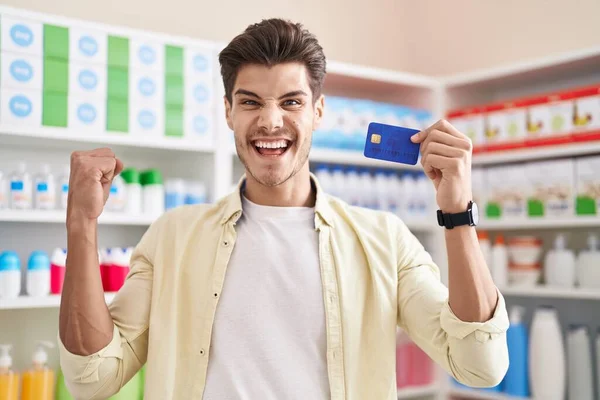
[0,344,20,400]
[21,341,55,400]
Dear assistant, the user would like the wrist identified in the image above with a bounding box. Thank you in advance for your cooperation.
[67,211,98,235]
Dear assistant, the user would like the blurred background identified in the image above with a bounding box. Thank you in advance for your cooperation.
[0,0,599,399]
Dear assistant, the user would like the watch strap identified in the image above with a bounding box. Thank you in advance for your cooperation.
[437,209,471,229]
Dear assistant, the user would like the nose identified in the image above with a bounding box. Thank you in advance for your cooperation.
[257,103,284,133]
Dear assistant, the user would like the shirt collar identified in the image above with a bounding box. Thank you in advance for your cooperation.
[219,172,335,228]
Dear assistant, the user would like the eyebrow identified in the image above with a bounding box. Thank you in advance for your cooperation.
[234,89,308,100]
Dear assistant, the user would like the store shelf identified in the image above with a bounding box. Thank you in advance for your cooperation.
[479,216,600,230]
[397,384,439,399]
[328,61,439,90]
[500,285,600,300]
[0,210,157,226]
[472,140,600,165]
[0,124,215,154]
[310,148,423,170]
[0,293,116,310]
[449,388,529,400]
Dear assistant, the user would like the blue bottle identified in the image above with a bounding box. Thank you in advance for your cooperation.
[503,305,529,397]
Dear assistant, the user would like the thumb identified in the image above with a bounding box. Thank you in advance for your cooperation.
[410,131,424,143]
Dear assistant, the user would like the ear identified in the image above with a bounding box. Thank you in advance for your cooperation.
[312,94,325,130]
[224,95,233,131]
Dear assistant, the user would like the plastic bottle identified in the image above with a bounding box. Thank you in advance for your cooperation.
[478,231,492,273]
[106,247,133,292]
[0,171,8,209]
[331,166,346,201]
[314,164,331,193]
[185,181,207,205]
[358,169,373,209]
[121,168,142,215]
[0,251,21,299]
[374,170,388,211]
[402,173,417,218]
[99,248,112,291]
[566,325,594,400]
[384,171,400,215]
[50,248,67,295]
[140,169,164,217]
[165,178,186,210]
[21,341,55,400]
[107,174,126,212]
[34,164,56,210]
[503,306,529,397]
[9,162,32,209]
[492,234,508,288]
[529,306,566,400]
[415,173,429,217]
[0,344,19,400]
[576,234,600,288]
[26,251,50,297]
[58,166,70,210]
[544,234,575,287]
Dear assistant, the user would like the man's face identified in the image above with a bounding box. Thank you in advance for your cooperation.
[225,62,324,187]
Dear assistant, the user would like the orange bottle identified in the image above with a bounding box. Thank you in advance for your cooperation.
[0,344,19,400]
[21,341,55,400]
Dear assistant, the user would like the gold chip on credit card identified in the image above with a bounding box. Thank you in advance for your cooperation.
[370,134,381,144]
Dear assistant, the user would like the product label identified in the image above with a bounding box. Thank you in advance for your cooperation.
[10,24,34,48]
[78,35,99,57]
[138,110,157,129]
[11,181,24,191]
[193,115,208,135]
[138,45,157,66]
[62,184,69,193]
[10,59,34,82]
[77,103,97,124]
[78,69,99,91]
[10,180,30,208]
[193,54,208,72]
[193,84,210,103]
[9,95,33,118]
[37,182,48,192]
[138,77,156,97]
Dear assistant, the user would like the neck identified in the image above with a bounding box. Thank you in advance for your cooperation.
[243,165,315,207]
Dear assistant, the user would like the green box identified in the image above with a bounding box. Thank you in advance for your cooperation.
[107,97,129,132]
[165,45,184,76]
[108,35,129,67]
[44,57,69,93]
[44,24,69,60]
[107,66,129,99]
[165,106,184,137]
[42,92,68,127]
[165,75,184,107]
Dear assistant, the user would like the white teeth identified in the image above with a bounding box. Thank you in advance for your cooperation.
[255,140,288,149]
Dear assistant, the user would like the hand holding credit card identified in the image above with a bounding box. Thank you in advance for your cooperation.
[363,122,421,165]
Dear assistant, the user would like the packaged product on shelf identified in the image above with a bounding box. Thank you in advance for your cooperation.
[9,162,33,209]
[130,38,164,72]
[185,107,213,143]
[544,234,575,288]
[0,15,43,56]
[1,51,43,91]
[68,62,107,98]
[106,174,126,212]
[566,325,594,400]
[121,168,142,215]
[21,341,55,400]
[0,251,21,299]
[58,166,70,210]
[485,165,528,219]
[34,164,56,210]
[185,181,208,205]
[26,251,51,297]
[575,155,600,215]
[0,88,42,127]
[471,168,486,214]
[68,96,106,132]
[483,106,507,146]
[50,248,67,295]
[526,159,575,217]
[503,106,527,143]
[454,109,485,148]
[507,236,542,286]
[165,178,186,210]
[547,97,574,135]
[105,247,133,292]
[0,344,19,400]
[576,234,600,288]
[68,27,107,65]
[573,89,600,131]
[99,248,112,292]
[0,171,7,209]
[526,100,551,137]
[141,169,165,217]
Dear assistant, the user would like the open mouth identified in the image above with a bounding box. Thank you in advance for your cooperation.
[252,139,292,157]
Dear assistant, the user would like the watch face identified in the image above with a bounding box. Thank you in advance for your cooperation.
[470,202,479,226]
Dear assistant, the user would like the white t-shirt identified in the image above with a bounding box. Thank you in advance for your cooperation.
[202,195,330,400]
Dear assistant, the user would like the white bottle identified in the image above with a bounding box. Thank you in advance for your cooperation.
[491,234,508,288]
[141,169,165,217]
[185,181,207,205]
[402,173,417,219]
[374,170,388,211]
[358,169,374,209]
[34,164,56,210]
[314,165,331,194]
[331,166,346,201]
[0,251,21,299]
[58,165,70,210]
[576,234,600,288]
[345,167,360,207]
[165,178,187,210]
[0,171,7,209]
[415,173,429,218]
[9,162,32,209]
[478,231,492,272]
[529,306,566,400]
[567,325,594,400]
[106,174,126,212]
[544,234,575,288]
[26,251,50,297]
[384,171,400,215]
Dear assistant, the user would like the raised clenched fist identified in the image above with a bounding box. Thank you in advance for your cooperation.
[67,148,124,222]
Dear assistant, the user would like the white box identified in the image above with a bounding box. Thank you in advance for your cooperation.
[68,96,106,132]
[1,51,43,90]
[130,71,164,105]
[526,159,575,217]
[130,104,164,136]
[0,89,42,126]
[462,114,485,146]
[69,62,107,97]
[0,15,43,56]
[526,104,551,136]
[185,46,213,80]
[504,108,527,141]
[503,165,529,219]
[548,100,574,134]
[185,78,213,110]
[130,39,164,71]
[69,27,107,65]
[484,111,506,144]
[575,156,600,216]
[574,95,600,130]
[185,107,213,144]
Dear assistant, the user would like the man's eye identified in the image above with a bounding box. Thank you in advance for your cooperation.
[283,99,301,106]
[242,100,259,106]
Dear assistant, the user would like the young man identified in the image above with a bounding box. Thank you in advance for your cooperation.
[58,19,509,400]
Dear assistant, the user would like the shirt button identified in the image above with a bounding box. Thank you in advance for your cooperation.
[213,292,219,298]
[223,240,229,247]
[200,349,205,355]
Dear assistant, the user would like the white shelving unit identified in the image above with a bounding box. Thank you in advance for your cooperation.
[499,286,600,300]
[448,388,529,400]
[2,4,600,399]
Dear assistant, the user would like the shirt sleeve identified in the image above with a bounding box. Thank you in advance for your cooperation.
[395,220,509,388]
[57,219,159,400]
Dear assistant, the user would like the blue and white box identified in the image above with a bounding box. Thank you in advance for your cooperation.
[130,103,164,137]
[69,27,107,65]
[0,15,43,56]
[185,106,213,144]
[0,88,42,126]
[1,51,43,90]
[130,71,164,106]
[130,38,164,72]
[68,96,106,131]
[69,62,107,97]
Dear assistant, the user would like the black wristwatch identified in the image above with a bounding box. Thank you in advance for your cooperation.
[437,201,479,229]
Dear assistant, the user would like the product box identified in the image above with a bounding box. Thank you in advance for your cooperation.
[185,46,213,81]
[526,103,551,137]
[573,94,600,130]
[130,38,164,72]
[130,104,164,137]
[68,96,106,131]
[526,159,575,217]
[484,110,507,145]
[0,51,43,90]
[451,111,485,147]
[0,15,43,56]
[504,108,527,142]
[185,79,212,110]
[575,156,600,215]
[547,99,574,135]
[0,88,42,126]
[69,62,107,97]
[485,165,528,219]
[69,27,107,65]
[185,107,213,144]
[484,166,504,218]
[130,71,164,106]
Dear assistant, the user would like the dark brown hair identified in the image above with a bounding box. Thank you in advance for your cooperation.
[218,18,327,104]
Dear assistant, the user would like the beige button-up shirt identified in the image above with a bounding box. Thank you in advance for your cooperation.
[58,174,509,400]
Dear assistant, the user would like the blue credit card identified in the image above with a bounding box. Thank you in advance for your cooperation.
[363,122,421,165]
